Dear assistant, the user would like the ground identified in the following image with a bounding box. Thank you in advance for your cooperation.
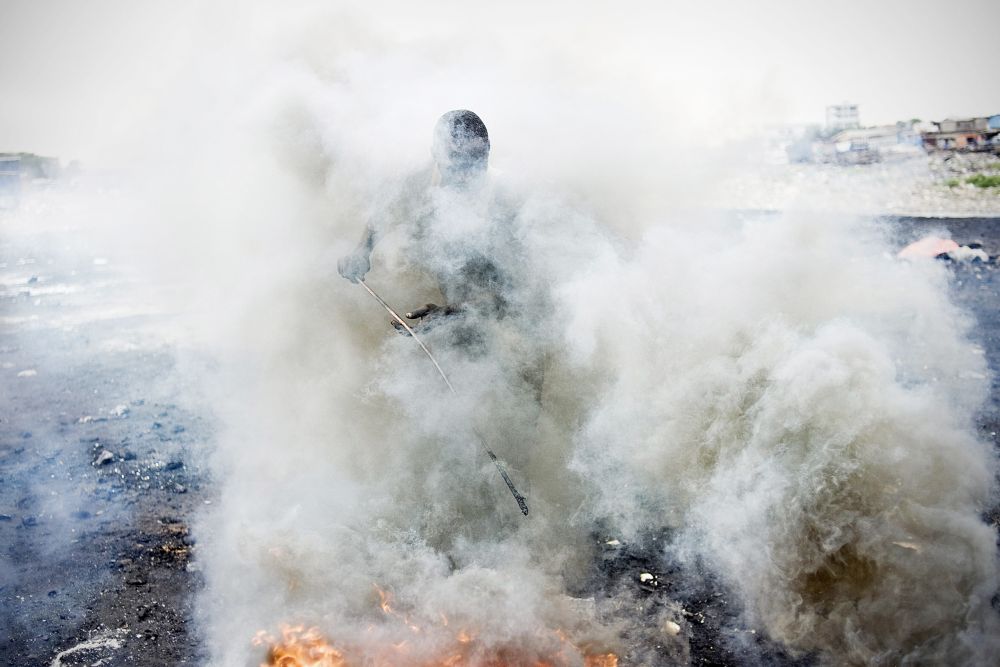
[1,213,998,666]
[0,213,210,665]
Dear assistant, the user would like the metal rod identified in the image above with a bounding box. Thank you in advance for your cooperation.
[358,280,529,515]
[359,281,455,393]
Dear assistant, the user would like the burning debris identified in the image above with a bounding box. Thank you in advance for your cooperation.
[254,617,619,667]
[254,624,619,667]
[250,587,621,667]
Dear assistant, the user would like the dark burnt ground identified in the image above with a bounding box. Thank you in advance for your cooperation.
[570,530,813,666]
[0,221,211,666]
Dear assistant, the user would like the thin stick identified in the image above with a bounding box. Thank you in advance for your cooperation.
[359,281,455,393]
[358,280,529,515]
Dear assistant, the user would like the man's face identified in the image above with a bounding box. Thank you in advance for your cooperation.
[432,112,489,186]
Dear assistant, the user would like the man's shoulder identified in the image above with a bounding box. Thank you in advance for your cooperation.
[485,170,526,213]
[400,164,435,194]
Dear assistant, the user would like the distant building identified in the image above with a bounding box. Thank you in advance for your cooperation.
[921,117,999,151]
[813,123,924,164]
[826,103,860,131]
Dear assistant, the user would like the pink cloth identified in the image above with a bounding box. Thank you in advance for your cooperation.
[898,236,960,259]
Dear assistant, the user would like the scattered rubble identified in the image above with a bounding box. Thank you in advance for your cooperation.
[721,153,1000,217]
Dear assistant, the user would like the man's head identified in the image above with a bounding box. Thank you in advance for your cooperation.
[432,110,489,187]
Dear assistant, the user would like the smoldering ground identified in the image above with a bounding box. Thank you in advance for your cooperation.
[3,2,1000,666]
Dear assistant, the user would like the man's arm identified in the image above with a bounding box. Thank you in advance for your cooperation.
[337,165,433,283]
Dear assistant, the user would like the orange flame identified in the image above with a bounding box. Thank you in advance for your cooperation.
[253,625,347,667]
[255,586,618,667]
[256,624,617,667]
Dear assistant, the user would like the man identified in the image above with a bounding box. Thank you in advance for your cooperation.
[337,109,515,344]
[337,111,544,524]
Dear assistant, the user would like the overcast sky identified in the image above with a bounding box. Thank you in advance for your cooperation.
[2,0,998,163]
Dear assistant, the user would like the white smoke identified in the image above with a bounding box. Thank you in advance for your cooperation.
[7,2,998,664]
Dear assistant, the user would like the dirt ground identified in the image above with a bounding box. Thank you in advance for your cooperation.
[2,214,999,666]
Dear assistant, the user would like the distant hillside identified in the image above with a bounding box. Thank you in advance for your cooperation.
[0,152,61,179]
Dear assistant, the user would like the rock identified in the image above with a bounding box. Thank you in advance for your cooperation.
[639,572,655,583]
[171,483,187,494]
[124,573,147,586]
[0,514,12,521]
[162,522,187,535]
[605,539,622,547]
[664,620,681,636]
[164,461,183,471]
[94,450,115,466]
[948,246,990,262]
[21,516,38,527]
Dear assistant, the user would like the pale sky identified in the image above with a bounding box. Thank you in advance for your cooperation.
[1,0,998,163]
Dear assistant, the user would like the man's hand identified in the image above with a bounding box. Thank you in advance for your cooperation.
[391,303,460,335]
[405,304,446,320]
[337,251,371,283]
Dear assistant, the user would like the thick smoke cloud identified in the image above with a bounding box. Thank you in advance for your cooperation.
[566,213,999,661]
[6,2,997,664]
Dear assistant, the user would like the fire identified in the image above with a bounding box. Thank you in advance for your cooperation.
[255,626,616,667]
[255,586,618,667]
[253,625,347,667]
